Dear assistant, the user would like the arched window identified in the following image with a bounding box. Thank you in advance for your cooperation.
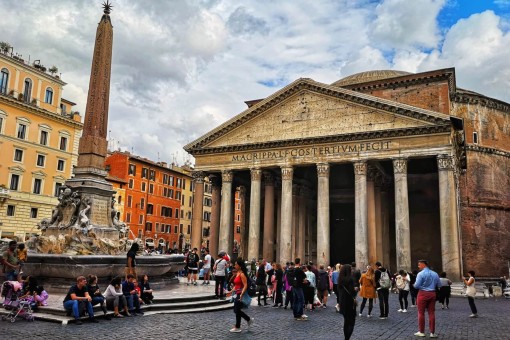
[45,87,53,104]
[23,78,32,102]
[0,68,8,94]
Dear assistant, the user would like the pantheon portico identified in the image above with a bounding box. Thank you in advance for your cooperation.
[185,68,510,279]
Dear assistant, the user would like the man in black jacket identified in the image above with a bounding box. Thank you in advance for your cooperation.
[256,261,269,306]
[375,261,390,319]
[292,258,308,320]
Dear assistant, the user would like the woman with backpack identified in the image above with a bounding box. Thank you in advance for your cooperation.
[317,264,330,308]
[227,258,253,333]
[396,270,410,313]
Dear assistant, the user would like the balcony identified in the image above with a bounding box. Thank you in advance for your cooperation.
[0,87,37,106]
[0,187,11,204]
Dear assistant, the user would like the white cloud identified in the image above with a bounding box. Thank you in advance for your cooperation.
[371,0,446,50]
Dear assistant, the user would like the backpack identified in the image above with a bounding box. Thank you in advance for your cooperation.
[379,271,391,289]
[247,276,257,297]
[286,268,297,288]
[396,276,406,290]
[317,272,329,291]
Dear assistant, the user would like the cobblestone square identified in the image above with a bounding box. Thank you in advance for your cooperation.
[1,290,509,340]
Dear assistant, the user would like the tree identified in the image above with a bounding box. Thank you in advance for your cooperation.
[0,41,12,54]
[49,66,58,75]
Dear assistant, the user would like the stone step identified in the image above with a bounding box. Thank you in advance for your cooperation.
[0,296,231,324]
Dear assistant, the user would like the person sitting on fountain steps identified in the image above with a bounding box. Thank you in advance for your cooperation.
[87,274,111,320]
[63,276,98,325]
[122,274,144,316]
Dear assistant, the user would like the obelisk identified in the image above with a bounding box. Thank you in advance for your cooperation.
[65,1,115,228]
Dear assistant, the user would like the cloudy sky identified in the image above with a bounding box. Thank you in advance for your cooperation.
[1,0,509,164]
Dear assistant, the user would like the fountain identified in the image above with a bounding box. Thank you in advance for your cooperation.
[25,1,184,282]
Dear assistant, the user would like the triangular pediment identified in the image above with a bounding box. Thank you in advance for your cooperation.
[185,78,451,153]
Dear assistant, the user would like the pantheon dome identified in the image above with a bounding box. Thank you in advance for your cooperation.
[332,70,412,86]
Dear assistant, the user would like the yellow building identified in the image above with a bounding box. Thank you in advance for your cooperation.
[172,164,193,251]
[0,49,82,240]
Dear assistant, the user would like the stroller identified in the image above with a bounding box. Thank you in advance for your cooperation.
[1,281,34,322]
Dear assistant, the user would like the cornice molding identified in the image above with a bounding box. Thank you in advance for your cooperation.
[466,145,510,159]
[0,95,83,128]
[453,92,510,112]
[184,78,452,154]
[342,69,456,98]
[190,125,451,155]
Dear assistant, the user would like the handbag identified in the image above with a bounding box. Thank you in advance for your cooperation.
[241,292,252,307]
[342,285,358,308]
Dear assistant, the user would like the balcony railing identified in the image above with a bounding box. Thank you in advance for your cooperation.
[0,187,11,203]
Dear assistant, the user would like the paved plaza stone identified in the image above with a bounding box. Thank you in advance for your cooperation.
[1,284,509,340]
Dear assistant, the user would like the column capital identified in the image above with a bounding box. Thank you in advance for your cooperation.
[353,161,367,176]
[250,168,262,181]
[317,162,330,177]
[263,171,274,185]
[221,170,233,182]
[281,166,293,181]
[437,154,455,171]
[192,171,206,183]
[392,158,408,174]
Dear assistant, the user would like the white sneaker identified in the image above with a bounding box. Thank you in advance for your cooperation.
[414,332,426,337]
[302,314,308,318]
[229,327,242,333]
[247,318,254,328]
[335,304,340,312]
[430,333,438,338]
[469,314,478,318]
[367,314,372,318]
[397,309,403,312]
[402,309,408,313]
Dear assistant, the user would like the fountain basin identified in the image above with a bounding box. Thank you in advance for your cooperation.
[24,253,185,279]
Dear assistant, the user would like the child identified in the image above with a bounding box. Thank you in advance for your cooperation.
[16,243,28,277]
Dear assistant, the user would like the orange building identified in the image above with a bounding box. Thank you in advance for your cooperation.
[105,151,187,251]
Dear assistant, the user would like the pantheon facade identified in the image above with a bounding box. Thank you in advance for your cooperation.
[185,68,510,279]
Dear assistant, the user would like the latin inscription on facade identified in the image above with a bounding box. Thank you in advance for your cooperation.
[231,141,392,162]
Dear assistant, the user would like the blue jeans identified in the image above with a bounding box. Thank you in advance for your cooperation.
[292,287,304,318]
[91,296,105,306]
[125,294,141,312]
[5,271,17,281]
[63,300,94,319]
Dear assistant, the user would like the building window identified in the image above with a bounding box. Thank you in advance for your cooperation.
[149,183,154,194]
[141,182,146,192]
[33,178,42,194]
[236,227,241,234]
[17,123,27,139]
[127,195,132,208]
[168,189,174,199]
[155,223,159,232]
[45,88,53,104]
[176,191,181,200]
[177,178,182,188]
[39,130,49,145]
[175,208,179,218]
[57,159,65,171]
[149,170,155,181]
[126,213,131,223]
[180,224,184,234]
[36,154,46,167]
[59,136,68,151]
[181,194,185,205]
[7,205,15,216]
[167,225,171,233]
[187,225,191,234]
[118,196,122,204]
[54,182,63,197]
[128,179,134,189]
[23,78,32,102]
[140,198,145,210]
[169,176,174,186]
[9,174,20,190]
[147,204,153,215]
[30,207,38,218]
[0,116,4,134]
[14,149,23,162]
[60,103,67,114]
[0,68,9,94]
[141,168,148,179]
[237,214,240,222]
[174,225,178,234]
[473,132,478,144]
[163,174,168,184]
[138,214,143,224]
[129,164,136,176]
[145,222,152,232]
